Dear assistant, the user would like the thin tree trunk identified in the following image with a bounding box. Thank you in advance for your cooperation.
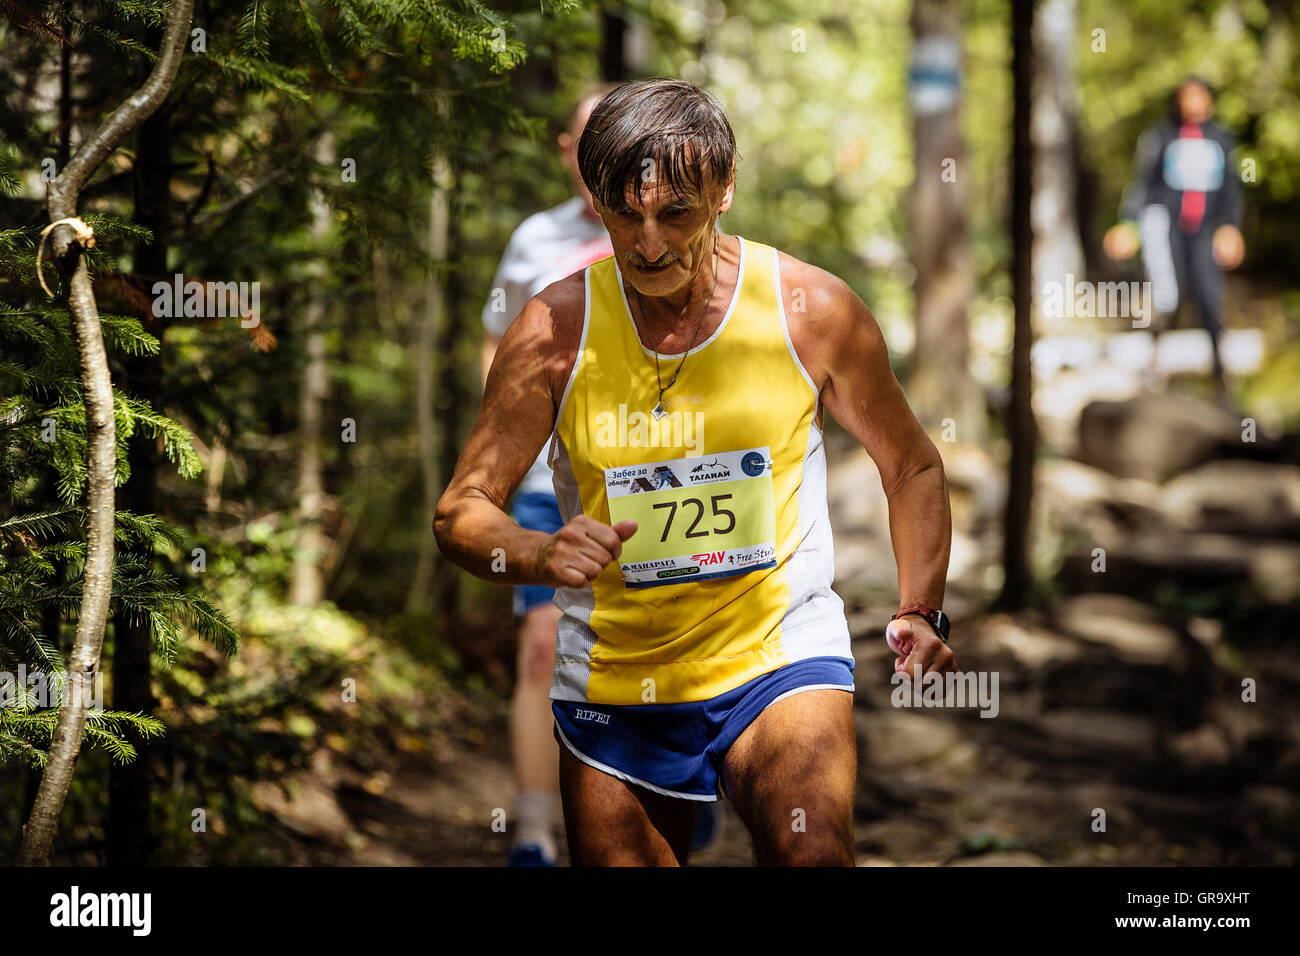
[38,30,74,738]
[601,9,628,81]
[371,246,396,339]
[997,0,1036,610]
[58,42,72,169]
[19,0,193,867]
[290,132,336,607]
[908,0,982,442]
[1031,0,1084,334]
[408,95,452,614]
[434,194,468,624]
[204,438,227,513]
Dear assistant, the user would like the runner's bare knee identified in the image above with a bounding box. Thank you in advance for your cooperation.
[518,607,559,684]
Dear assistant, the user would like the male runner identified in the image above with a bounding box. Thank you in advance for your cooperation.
[481,85,616,866]
[437,78,955,866]
[1103,75,1245,398]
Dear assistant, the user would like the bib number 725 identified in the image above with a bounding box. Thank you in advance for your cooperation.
[603,446,775,587]
[651,493,736,542]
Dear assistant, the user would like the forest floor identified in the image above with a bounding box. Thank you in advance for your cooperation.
[254,368,1300,866]
[261,605,1300,867]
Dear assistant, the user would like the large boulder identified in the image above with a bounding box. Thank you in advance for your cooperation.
[1058,529,1300,606]
[1077,393,1243,483]
[1158,460,1300,538]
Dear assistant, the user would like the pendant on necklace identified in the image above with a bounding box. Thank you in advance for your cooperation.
[651,401,667,421]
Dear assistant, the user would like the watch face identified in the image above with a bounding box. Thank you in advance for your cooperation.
[933,610,950,642]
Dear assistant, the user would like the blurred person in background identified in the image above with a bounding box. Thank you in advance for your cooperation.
[1103,75,1245,403]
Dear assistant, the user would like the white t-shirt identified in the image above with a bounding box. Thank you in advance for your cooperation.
[483,196,613,496]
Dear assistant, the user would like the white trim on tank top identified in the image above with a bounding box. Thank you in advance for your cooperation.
[613,235,748,360]
[771,245,820,401]
[548,266,594,465]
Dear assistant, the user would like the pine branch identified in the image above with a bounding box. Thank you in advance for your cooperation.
[0,509,75,541]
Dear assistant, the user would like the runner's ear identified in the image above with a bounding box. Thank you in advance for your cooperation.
[716,175,735,214]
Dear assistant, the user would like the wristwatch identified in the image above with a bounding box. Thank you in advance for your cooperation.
[890,602,950,643]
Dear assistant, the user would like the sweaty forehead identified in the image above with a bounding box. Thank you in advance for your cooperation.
[621,179,699,207]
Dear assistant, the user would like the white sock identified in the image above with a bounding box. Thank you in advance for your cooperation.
[513,790,559,860]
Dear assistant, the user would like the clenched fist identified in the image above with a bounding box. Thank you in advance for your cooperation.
[1103,221,1141,261]
[535,515,637,588]
[885,615,957,683]
[1212,224,1245,270]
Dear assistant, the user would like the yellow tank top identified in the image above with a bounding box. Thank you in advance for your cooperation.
[548,236,851,706]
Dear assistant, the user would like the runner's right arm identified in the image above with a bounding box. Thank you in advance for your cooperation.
[435,280,636,588]
[480,333,500,388]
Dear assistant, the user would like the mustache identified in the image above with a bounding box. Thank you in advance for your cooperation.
[625,252,677,268]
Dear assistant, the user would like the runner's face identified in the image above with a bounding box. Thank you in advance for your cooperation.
[1177,83,1213,124]
[599,175,734,297]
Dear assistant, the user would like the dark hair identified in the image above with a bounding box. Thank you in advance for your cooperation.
[577,78,737,212]
[1170,74,1216,122]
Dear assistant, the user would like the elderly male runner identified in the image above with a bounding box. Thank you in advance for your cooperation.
[436,78,955,866]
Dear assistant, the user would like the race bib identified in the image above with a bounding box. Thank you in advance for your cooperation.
[605,447,777,588]
[1163,137,1224,193]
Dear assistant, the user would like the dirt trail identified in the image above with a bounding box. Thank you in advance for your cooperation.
[260,412,1300,866]
[260,606,1298,867]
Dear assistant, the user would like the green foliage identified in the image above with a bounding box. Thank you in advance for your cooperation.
[1239,336,1300,431]
[0,498,238,766]
[0,36,235,774]
[141,589,461,863]
[0,282,201,502]
[1,0,592,858]
[0,706,166,768]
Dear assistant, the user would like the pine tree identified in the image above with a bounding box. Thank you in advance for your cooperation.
[2,0,584,863]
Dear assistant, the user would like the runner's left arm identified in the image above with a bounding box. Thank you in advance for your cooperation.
[787,262,953,632]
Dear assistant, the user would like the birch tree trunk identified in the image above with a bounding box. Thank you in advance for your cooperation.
[408,94,452,613]
[1031,0,1085,336]
[19,0,194,867]
[290,132,336,607]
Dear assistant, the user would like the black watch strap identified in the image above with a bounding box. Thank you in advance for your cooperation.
[891,603,950,643]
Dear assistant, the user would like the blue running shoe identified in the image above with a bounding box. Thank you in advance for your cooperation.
[508,842,557,867]
[691,802,722,852]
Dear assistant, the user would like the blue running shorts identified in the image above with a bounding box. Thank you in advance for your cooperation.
[511,491,565,616]
[552,656,855,801]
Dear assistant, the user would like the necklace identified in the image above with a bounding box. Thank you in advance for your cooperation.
[628,230,720,420]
